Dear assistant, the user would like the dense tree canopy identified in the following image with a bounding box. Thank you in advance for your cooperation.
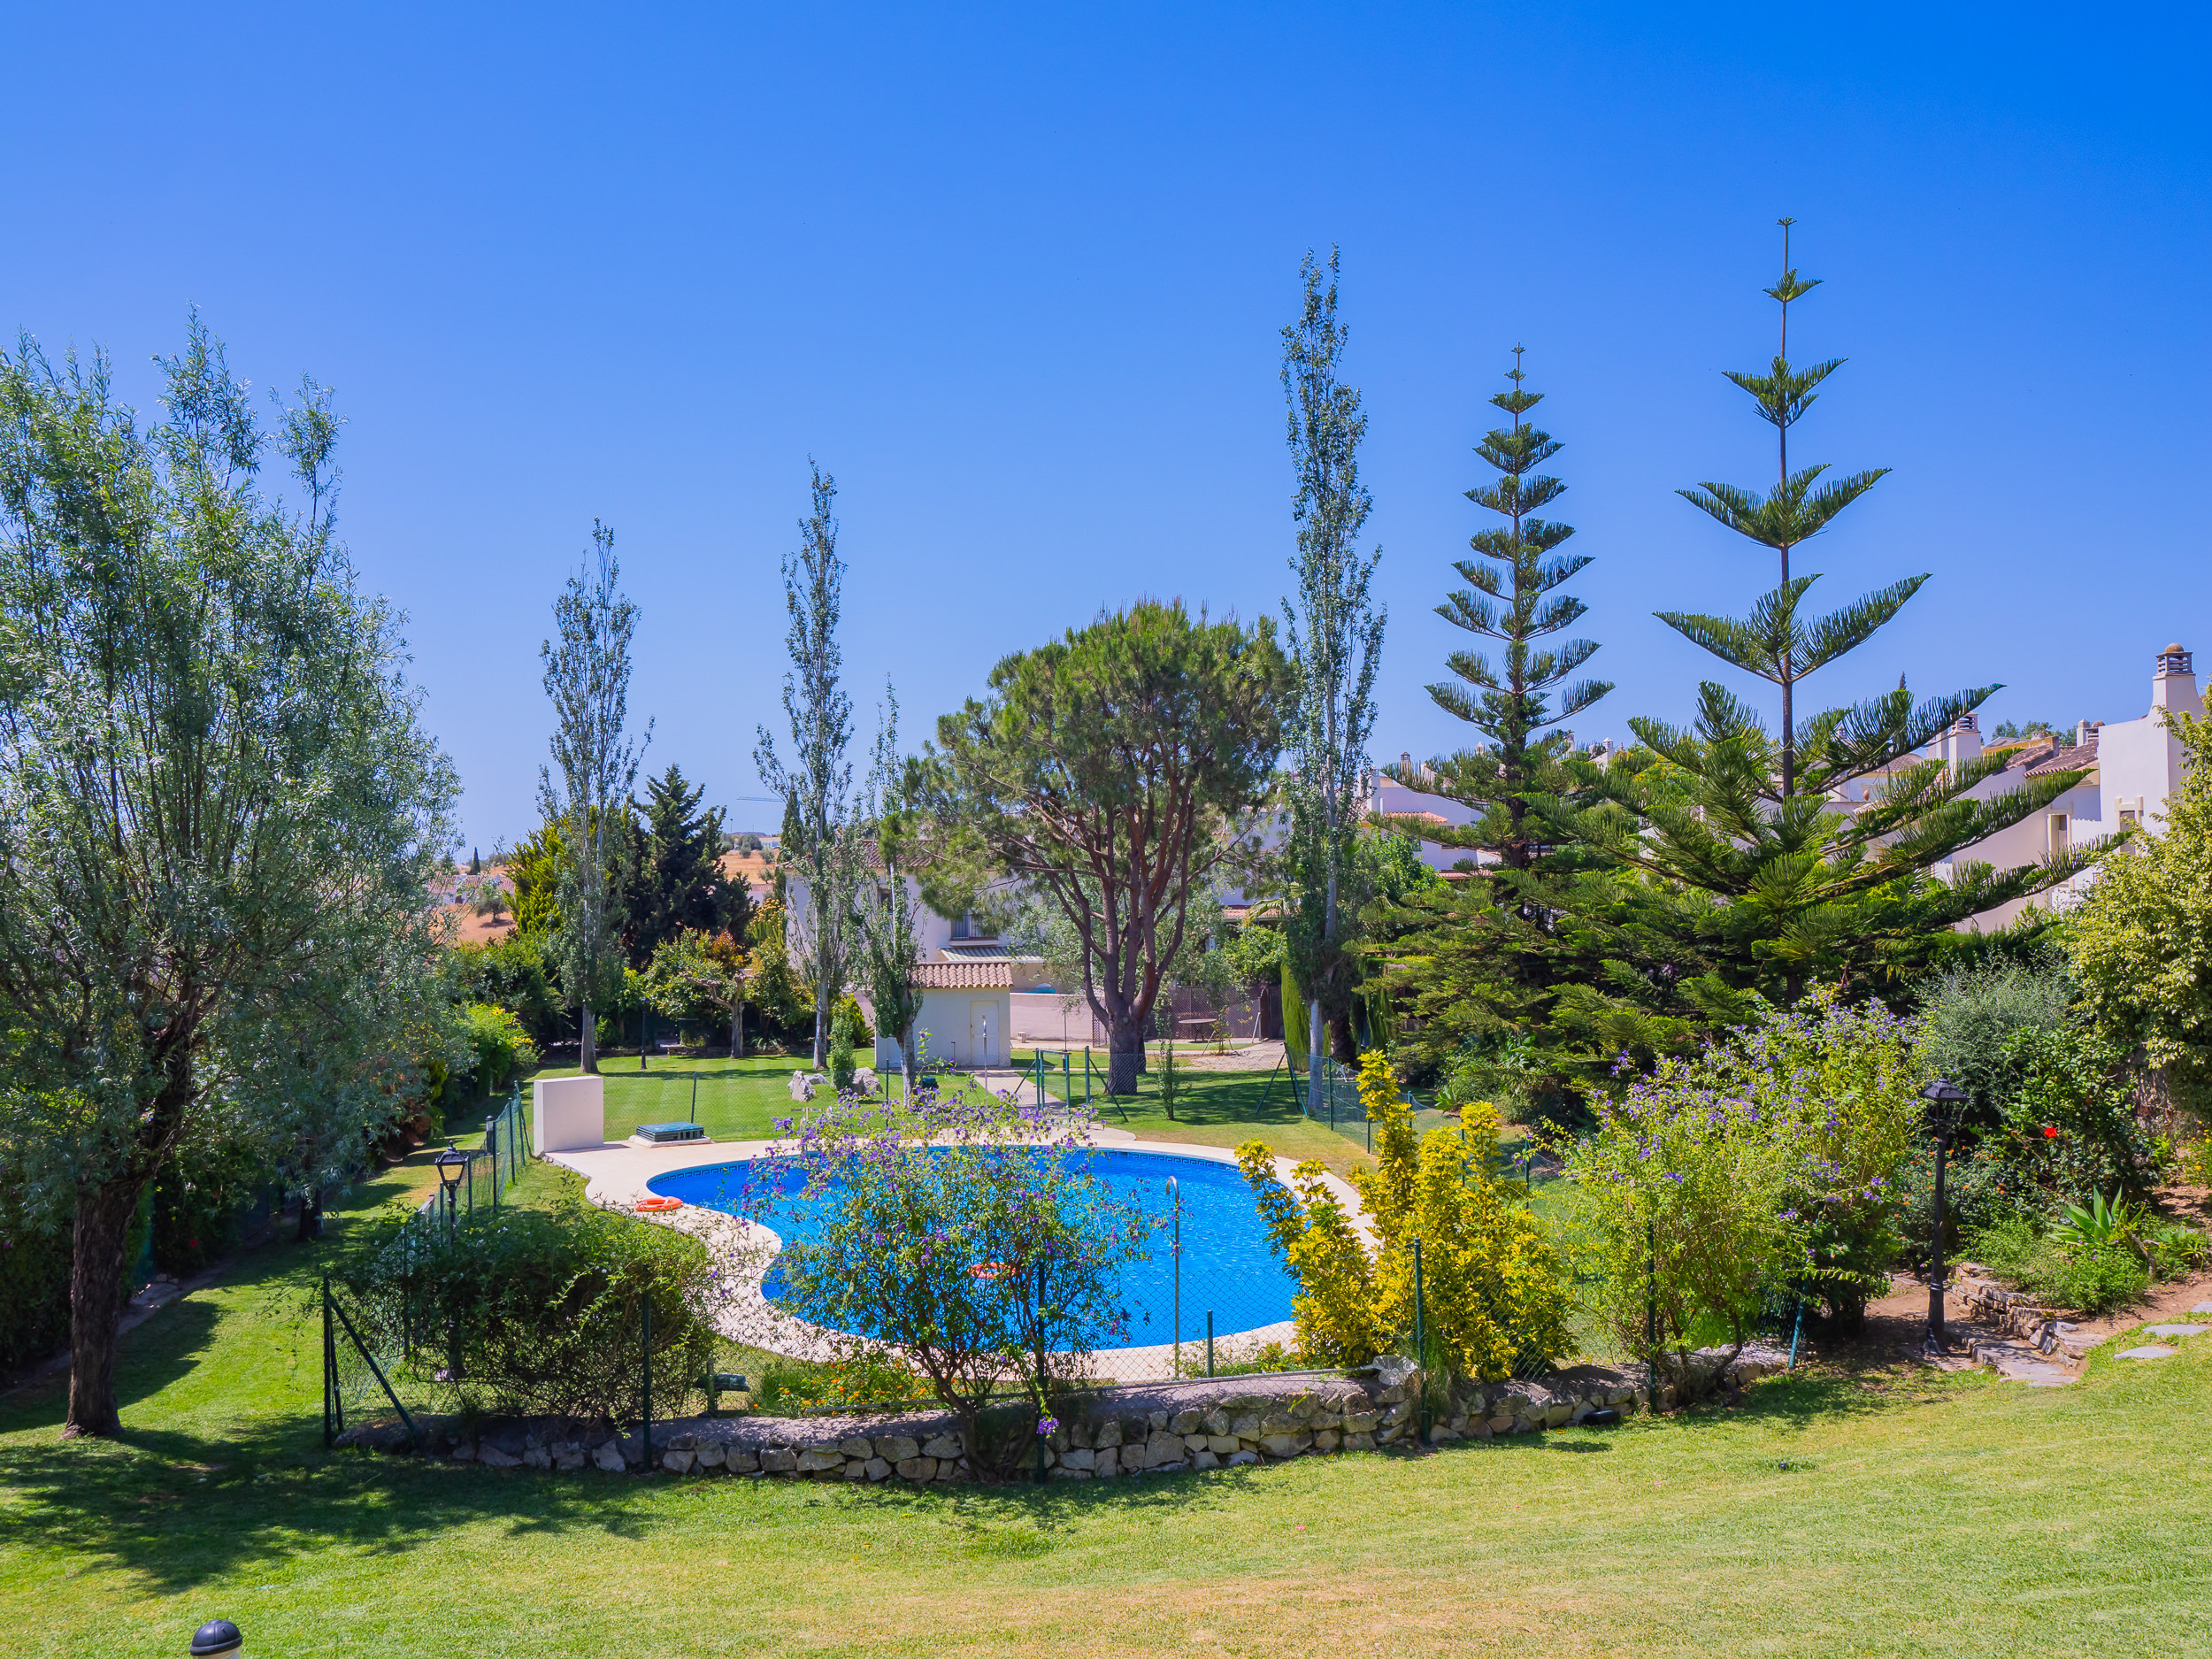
[921,601,1291,1094]
[0,320,457,1435]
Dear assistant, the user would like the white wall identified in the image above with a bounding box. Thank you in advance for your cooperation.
[874,987,1013,1069]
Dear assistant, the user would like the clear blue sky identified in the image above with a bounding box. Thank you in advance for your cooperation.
[6,4,2206,851]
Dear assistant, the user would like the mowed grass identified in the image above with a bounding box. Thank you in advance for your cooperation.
[481,1054,1379,1179]
[2,1135,2208,1658]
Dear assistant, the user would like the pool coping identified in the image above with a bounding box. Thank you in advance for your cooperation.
[541,1132,1368,1376]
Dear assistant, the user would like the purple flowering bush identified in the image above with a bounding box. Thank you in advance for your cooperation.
[1562,994,1925,1390]
[730,1080,1151,1481]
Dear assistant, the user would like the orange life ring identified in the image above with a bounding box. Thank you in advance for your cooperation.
[634,1196,682,1213]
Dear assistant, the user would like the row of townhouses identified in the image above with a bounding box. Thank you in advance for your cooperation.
[1369,641,2205,932]
[802,642,2203,1068]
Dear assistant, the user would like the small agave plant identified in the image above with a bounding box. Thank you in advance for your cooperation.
[2051,1191,2142,1261]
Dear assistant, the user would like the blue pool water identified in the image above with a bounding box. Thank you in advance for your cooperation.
[648,1148,1298,1347]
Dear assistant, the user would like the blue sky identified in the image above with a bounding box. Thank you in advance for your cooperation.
[5,3,2206,850]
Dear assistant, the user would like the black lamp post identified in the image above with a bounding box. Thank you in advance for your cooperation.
[190,1618,242,1655]
[1920,1079,1969,1355]
[434,1141,470,1233]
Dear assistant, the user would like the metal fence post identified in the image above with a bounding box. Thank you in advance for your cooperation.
[1036,1258,1049,1486]
[1166,1177,1182,1379]
[1413,1238,1428,1446]
[322,1277,335,1448]
[1206,1310,1215,1379]
[1646,1214,1659,1412]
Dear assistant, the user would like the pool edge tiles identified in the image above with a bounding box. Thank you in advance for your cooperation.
[648,1143,1302,1348]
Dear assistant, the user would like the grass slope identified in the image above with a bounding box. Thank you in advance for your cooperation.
[2,1139,2208,1656]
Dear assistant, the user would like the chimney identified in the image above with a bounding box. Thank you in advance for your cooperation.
[2153,643,2201,715]
[2077,718,2101,747]
[1932,712,1982,768]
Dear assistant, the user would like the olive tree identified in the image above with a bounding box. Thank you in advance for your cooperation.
[921,601,1289,1095]
[0,321,457,1437]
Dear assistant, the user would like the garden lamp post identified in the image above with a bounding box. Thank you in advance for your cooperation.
[1920,1079,1968,1355]
[189,1617,242,1655]
[434,1141,470,1233]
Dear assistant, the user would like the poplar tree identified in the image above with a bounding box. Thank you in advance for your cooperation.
[1280,249,1385,1097]
[1556,223,2101,1004]
[755,465,861,1069]
[541,523,649,1073]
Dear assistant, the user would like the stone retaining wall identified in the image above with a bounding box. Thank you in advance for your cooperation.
[343,1353,1793,1482]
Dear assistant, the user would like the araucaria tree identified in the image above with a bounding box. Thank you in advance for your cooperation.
[755,465,862,1070]
[1400,348,1609,869]
[0,322,457,1436]
[1280,249,1385,1089]
[541,522,649,1073]
[1558,223,2100,1003]
[925,602,1290,1095]
[1371,351,1692,1091]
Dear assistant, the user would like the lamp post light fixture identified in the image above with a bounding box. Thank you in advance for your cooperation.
[1920,1079,1970,1355]
[434,1141,470,1233]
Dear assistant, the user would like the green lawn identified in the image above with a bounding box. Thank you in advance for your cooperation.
[4,1162,2208,1657]
[43,1072,2183,1653]
[465,1056,1382,1180]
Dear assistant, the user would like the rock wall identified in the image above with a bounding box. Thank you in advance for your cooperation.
[343,1354,1801,1481]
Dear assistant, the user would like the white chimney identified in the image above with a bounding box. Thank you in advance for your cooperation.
[2153,643,2201,715]
[1932,711,1982,768]
[2077,718,2101,747]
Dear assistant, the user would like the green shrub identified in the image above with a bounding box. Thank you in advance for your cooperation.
[1966,1215,2152,1315]
[1915,958,2076,1133]
[450,933,564,1043]
[1997,1026,2164,1202]
[0,1219,75,1372]
[1563,995,1924,1386]
[458,1002,539,1097]
[334,1200,716,1421]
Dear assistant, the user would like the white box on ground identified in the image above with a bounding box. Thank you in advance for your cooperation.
[534,1075,606,1152]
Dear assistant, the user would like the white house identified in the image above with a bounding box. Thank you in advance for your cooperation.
[1886,642,2201,930]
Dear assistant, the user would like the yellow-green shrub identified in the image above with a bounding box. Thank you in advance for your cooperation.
[1237,1050,1572,1379]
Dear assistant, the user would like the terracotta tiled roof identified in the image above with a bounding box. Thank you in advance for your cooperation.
[2026,739,2095,779]
[909,961,1014,989]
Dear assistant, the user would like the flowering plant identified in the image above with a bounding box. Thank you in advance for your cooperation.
[1560,992,1925,1392]
[713,1077,1150,1481]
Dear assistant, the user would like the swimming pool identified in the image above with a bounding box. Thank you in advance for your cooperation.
[648,1148,1299,1348]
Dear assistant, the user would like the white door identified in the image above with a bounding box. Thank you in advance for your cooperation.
[970,1001,995,1066]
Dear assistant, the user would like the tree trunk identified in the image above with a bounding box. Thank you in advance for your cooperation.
[1328,1005,1357,1064]
[64,1175,147,1439]
[1106,1020,1144,1097]
[731,1002,744,1061]
[899,1017,917,1104]
[580,999,597,1073]
[812,979,829,1071]
[1306,996,1324,1111]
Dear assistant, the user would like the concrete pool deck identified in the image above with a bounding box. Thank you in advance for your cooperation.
[542,1127,1363,1379]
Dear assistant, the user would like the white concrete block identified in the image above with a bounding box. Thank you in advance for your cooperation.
[534,1075,605,1152]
